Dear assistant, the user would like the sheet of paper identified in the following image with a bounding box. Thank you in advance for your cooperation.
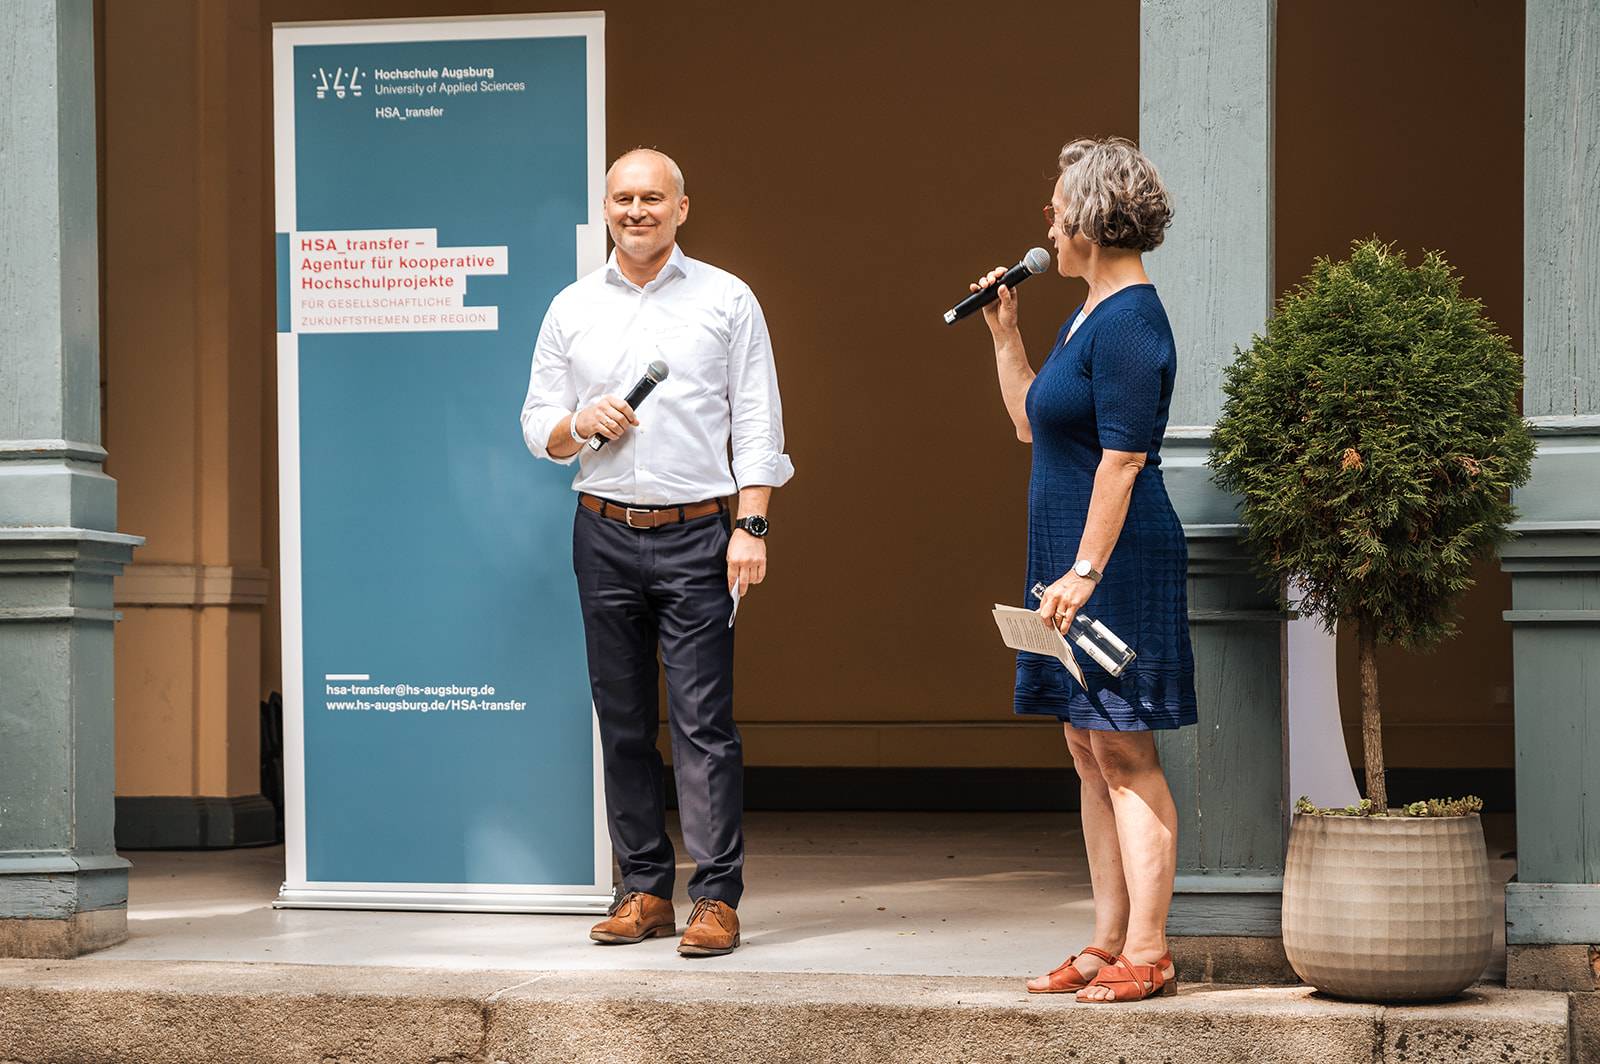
[992,604,1087,689]
[728,585,742,628]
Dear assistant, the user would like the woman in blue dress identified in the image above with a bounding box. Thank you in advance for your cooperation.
[973,136,1196,1003]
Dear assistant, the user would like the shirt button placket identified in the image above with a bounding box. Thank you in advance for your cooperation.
[634,278,651,588]
[631,291,648,502]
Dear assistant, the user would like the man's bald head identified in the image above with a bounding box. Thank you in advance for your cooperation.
[603,148,689,273]
[606,148,685,198]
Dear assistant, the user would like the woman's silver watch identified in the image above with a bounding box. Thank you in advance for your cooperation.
[1072,559,1102,583]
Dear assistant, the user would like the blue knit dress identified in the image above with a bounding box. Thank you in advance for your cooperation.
[1014,284,1198,731]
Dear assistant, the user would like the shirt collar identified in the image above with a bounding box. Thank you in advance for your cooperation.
[605,244,689,290]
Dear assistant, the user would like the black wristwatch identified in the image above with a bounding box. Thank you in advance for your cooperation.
[734,515,769,538]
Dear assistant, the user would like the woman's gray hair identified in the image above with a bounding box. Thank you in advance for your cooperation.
[1056,137,1172,252]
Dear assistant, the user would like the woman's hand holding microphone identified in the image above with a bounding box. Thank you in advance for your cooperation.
[972,266,1020,337]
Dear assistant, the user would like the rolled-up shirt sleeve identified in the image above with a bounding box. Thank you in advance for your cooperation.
[726,284,795,489]
[520,303,579,465]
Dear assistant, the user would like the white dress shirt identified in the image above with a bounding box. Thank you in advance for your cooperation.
[520,244,795,505]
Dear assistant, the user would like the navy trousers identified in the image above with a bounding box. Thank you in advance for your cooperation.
[571,501,744,906]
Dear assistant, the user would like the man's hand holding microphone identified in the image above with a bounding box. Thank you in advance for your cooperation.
[572,359,669,450]
[572,395,639,445]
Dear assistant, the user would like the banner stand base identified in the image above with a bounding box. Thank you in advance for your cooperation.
[274,886,613,915]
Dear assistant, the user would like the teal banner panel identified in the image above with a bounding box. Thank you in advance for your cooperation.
[272,16,609,912]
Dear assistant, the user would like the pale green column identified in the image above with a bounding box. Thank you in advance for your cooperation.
[1501,0,1600,987]
[0,0,141,958]
[1141,0,1293,982]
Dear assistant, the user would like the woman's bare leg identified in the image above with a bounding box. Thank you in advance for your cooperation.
[1028,723,1128,988]
[1077,730,1178,1000]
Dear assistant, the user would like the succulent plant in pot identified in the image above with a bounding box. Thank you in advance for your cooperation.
[1209,238,1534,1002]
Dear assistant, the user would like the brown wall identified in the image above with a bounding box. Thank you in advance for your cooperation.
[100,0,1524,782]
[102,0,270,798]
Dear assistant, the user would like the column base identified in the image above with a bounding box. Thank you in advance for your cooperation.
[1170,934,1298,985]
[0,855,130,959]
[0,909,126,958]
[1507,883,1600,945]
[1167,872,1295,983]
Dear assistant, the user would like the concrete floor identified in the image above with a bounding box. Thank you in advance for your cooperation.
[95,812,1099,978]
[91,811,1516,982]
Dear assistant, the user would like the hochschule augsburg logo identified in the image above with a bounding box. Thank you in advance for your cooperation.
[313,66,364,100]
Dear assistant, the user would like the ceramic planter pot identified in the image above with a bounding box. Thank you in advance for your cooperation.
[1281,812,1495,1002]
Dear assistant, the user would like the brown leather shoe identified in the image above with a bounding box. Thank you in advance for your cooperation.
[589,892,675,944]
[677,897,740,956]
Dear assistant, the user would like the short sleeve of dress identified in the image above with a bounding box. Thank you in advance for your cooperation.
[1089,308,1166,454]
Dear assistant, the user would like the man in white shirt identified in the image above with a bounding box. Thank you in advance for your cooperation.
[520,149,793,957]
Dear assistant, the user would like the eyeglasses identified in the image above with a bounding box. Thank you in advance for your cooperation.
[1044,204,1058,227]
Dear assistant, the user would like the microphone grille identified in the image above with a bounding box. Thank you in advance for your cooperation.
[646,360,670,382]
[1023,247,1052,275]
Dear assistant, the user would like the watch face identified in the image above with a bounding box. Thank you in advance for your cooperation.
[1074,560,1091,577]
[742,515,769,537]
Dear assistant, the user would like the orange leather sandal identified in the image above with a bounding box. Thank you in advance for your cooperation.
[1075,952,1177,1002]
[1025,946,1117,994]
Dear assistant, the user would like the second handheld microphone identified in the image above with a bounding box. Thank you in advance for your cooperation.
[943,247,1052,325]
[1029,581,1137,677]
[588,359,670,451]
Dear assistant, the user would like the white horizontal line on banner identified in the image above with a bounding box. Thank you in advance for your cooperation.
[325,673,370,681]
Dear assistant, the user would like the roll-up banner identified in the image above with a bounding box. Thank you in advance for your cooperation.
[271,14,611,913]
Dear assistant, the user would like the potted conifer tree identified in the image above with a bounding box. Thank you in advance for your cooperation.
[1209,239,1534,1002]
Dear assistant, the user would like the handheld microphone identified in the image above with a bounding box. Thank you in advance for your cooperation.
[588,360,669,451]
[942,247,1052,325]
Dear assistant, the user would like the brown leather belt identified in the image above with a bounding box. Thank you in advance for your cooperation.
[580,493,725,530]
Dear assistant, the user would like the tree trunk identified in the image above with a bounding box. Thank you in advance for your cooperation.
[1357,615,1387,811]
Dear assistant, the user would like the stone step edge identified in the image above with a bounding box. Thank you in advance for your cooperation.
[0,960,1573,1064]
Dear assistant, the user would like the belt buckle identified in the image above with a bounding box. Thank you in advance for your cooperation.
[624,506,654,530]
